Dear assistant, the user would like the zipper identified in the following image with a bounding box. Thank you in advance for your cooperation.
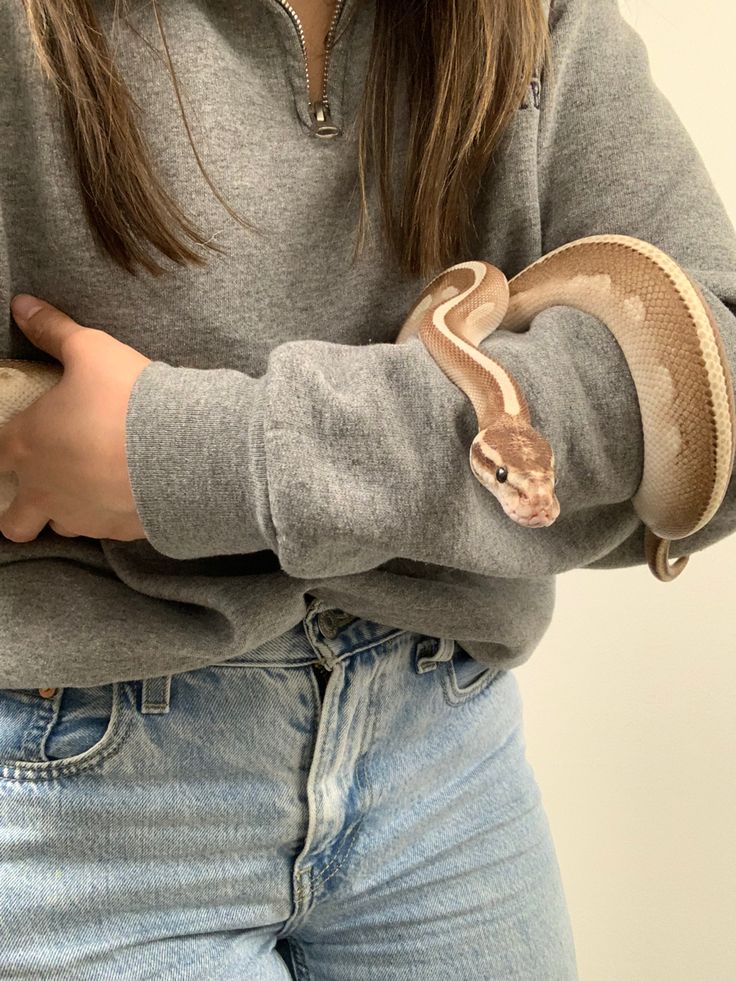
[274,0,346,138]
[313,658,333,704]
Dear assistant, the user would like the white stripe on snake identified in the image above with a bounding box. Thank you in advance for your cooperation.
[395,234,736,582]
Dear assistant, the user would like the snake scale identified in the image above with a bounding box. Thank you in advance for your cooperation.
[396,234,735,582]
[0,235,734,584]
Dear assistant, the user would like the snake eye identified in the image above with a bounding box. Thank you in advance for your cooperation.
[495,467,508,483]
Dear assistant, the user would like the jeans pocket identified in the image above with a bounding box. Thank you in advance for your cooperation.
[0,683,131,779]
[443,642,502,706]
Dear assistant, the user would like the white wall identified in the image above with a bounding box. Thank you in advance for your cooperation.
[516,2,736,978]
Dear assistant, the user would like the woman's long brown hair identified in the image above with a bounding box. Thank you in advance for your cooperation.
[19,0,553,281]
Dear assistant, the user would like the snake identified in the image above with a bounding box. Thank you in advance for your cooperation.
[395,234,736,582]
[0,235,733,586]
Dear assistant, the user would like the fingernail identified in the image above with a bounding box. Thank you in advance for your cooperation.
[12,294,43,322]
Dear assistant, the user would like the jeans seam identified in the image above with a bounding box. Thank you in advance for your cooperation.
[209,659,322,670]
[354,650,381,810]
[285,937,313,981]
[294,866,313,906]
[309,819,361,891]
[441,663,502,707]
[207,629,406,671]
[334,628,406,659]
[21,696,59,763]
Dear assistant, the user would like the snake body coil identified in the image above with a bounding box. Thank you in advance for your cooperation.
[396,234,736,582]
[0,236,733,584]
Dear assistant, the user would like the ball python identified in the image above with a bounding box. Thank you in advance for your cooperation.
[0,235,733,586]
[395,234,736,582]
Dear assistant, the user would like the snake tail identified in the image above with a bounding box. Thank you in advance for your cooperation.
[644,526,688,582]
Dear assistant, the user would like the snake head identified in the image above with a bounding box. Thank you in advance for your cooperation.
[470,419,560,528]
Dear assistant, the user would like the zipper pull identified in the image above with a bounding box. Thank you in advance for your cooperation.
[310,100,341,139]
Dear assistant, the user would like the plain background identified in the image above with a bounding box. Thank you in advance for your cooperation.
[516,2,736,978]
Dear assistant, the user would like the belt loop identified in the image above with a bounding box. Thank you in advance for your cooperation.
[140,675,172,714]
[415,637,455,674]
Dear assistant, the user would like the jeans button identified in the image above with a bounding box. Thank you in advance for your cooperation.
[317,611,340,639]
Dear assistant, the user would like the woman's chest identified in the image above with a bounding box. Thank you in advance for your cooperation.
[0,1,542,377]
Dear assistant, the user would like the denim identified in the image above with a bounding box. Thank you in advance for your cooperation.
[0,598,578,980]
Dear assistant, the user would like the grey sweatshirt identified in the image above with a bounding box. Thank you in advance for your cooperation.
[1,0,735,689]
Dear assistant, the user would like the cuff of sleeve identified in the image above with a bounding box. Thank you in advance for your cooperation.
[124,361,277,559]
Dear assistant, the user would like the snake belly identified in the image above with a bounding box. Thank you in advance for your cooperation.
[0,360,63,512]
[396,234,736,583]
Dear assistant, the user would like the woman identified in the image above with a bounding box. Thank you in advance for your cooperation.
[1,0,734,977]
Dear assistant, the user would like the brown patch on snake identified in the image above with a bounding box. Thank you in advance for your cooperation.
[472,415,554,474]
[505,237,732,539]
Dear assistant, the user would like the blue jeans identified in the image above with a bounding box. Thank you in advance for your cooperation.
[0,597,578,980]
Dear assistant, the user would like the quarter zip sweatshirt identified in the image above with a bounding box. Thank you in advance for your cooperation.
[1,0,735,688]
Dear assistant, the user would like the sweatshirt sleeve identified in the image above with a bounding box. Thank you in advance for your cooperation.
[124,0,736,577]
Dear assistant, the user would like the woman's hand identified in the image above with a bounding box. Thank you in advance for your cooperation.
[0,294,152,543]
